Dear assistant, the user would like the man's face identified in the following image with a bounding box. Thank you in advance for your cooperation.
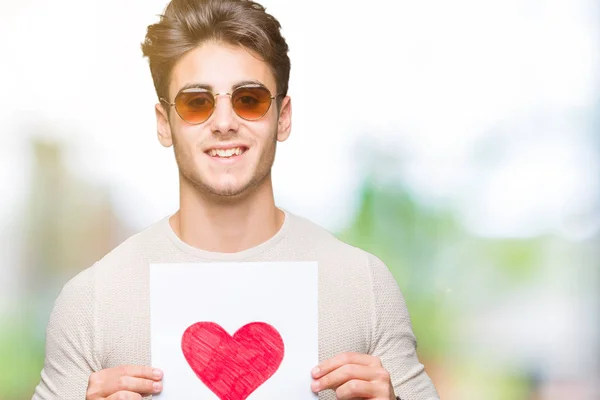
[155,41,291,199]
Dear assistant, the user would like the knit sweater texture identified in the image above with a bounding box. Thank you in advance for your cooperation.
[33,209,439,400]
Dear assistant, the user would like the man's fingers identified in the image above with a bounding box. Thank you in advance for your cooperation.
[113,376,162,395]
[107,365,162,395]
[105,391,142,400]
[335,379,373,400]
[118,365,163,380]
[311,364,380,392]
[86,365,163,400]
[312,352,381,379]
[87,366,163,399]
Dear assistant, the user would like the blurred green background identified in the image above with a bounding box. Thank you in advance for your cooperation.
[1,0,599,399]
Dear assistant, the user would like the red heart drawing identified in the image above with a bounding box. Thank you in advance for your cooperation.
[181,321,285,400]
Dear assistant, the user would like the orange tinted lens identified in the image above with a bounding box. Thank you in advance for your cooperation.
[231,86,272,120]
[175,91,214,123]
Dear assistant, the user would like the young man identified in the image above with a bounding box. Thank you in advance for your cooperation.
[33,0,439,399]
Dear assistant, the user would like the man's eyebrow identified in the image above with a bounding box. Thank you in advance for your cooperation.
[178,80,266,93]
[231,80,266,90]
[179,82,213,92]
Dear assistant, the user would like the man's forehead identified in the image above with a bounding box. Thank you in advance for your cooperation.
[169,43,276,94]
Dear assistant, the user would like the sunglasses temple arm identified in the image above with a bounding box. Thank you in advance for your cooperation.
[159,97,175,106]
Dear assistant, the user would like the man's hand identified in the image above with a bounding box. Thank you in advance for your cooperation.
[311,352,396,400]
[85,365,163,400]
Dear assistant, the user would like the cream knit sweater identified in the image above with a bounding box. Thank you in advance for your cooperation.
[32,209,439,400]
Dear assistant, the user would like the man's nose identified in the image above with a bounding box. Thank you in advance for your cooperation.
[209,93,238,134]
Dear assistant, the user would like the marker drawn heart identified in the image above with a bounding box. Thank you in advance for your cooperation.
[181,321,285,400]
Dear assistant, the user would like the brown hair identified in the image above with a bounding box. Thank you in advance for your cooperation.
[141,0,290,110]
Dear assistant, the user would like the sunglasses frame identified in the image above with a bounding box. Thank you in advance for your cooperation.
[159,84,282,125]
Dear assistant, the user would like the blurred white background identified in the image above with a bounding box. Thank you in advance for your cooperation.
[1,0,599,399]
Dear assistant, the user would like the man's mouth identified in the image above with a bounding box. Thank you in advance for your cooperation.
[205,146,248,158]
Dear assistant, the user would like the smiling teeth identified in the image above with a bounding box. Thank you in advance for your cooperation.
[209,147,244,157]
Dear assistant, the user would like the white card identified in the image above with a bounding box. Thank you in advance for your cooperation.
[150,262,318,399]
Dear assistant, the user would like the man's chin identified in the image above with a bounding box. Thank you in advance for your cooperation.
[204,182,255,199]
[211,187,247,197]
[182,170,268,200]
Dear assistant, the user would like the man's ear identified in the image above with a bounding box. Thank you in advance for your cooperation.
[156,102,173,147]
[276,96,292,142]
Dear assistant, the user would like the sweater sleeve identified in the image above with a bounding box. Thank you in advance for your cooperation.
[366,254,440,400]
[32,266,100,400]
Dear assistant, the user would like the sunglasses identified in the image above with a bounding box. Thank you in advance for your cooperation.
[160,84,281,125]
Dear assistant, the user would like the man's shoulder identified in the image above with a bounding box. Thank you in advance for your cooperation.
[104,215,169,262]
[96,215,171,270]
[61,216,170,292]
[286,211,383,266]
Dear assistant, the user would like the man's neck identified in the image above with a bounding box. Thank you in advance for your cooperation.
[169,176,284,254]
